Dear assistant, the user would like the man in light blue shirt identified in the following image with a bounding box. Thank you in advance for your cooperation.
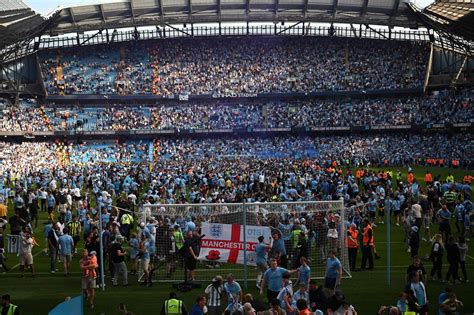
[255,236,270,289]
[224,274,242,305]
[261,258,288,303]
[324,250,341,294]
[58,228,74,276]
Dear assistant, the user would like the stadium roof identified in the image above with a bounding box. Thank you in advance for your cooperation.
[423,0,474,40]
[50,0,421,34]
[0,0,46,49]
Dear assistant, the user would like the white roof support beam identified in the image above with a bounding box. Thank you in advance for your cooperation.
[303,0,309,19]
[189,0,193,20]
[275,0,280,20]
[361,0,369,17]
[130,0,136,24]
[246,0,250,20]
[332,0,339,18]
[69,8,77,28]
[157,0,164,24]
[99,4,107,25]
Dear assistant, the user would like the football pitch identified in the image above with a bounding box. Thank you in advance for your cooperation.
[1,165,473,315]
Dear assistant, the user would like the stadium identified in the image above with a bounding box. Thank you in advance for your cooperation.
[0,0,473,313]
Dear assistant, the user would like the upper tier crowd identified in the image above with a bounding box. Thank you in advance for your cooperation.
[39,37,429,95]
[0,88,472,132]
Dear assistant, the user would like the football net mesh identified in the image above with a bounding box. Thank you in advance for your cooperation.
[137,200,350,283]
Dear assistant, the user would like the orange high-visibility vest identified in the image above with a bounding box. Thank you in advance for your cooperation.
[363,225,374,247]
[463,175,472,184]
[407,173,414,184]
[347,229,359,248]
[424,173,433,183]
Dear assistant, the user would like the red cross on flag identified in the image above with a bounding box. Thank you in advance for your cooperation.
[198,222,272,266]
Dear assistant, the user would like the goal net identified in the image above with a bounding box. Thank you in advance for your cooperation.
[138,200,351,283]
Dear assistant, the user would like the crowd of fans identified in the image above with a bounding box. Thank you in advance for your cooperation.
[158,134,472,167]
[0,141,471,314]
[0,89,472,132]
[40,37,429,95]
[0,133,471,172]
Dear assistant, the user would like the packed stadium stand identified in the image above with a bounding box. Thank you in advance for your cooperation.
[39,38,430,95]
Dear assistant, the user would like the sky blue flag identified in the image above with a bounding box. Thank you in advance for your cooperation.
[48,295,83,315]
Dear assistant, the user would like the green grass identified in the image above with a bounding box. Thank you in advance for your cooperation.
[1,165,473,315]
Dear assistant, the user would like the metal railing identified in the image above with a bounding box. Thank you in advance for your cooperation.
[38,24,430,50]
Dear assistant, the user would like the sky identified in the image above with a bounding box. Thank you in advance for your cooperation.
[25,0,436,16]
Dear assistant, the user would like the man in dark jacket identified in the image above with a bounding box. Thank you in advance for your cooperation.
[308,279,327,312]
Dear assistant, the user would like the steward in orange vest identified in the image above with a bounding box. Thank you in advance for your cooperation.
[424,172,433,185]
[346,223,359,271]
[361,219,374,270]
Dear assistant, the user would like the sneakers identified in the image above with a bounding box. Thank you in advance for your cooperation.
[90,304,94,310]
[422,237,427,242]
[51,270,56,274]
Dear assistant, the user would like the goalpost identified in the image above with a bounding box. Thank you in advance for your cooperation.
[138,200,351,284]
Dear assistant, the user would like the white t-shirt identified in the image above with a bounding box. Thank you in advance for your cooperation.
[412,204,422,219]
[334,305,357,315]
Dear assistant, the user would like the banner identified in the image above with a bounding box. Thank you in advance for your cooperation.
[7,235,20,254]
[198,223,271,266]
[48,295,83,315]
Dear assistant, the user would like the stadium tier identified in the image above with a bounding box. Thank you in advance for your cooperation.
[39,37,430,95]
[1,89,472,132]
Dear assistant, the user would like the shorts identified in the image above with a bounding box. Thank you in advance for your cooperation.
[185,257,197,270]
[324,277,337,290]
[257,263,267,274]
[368,211,376,219]
[423,216,431,228]
[82,276,96,289]
[20,253,33,265]
[73,236,80,245]
[141,258,150,271]
[61,254,72,262]
[393,210,401,216]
